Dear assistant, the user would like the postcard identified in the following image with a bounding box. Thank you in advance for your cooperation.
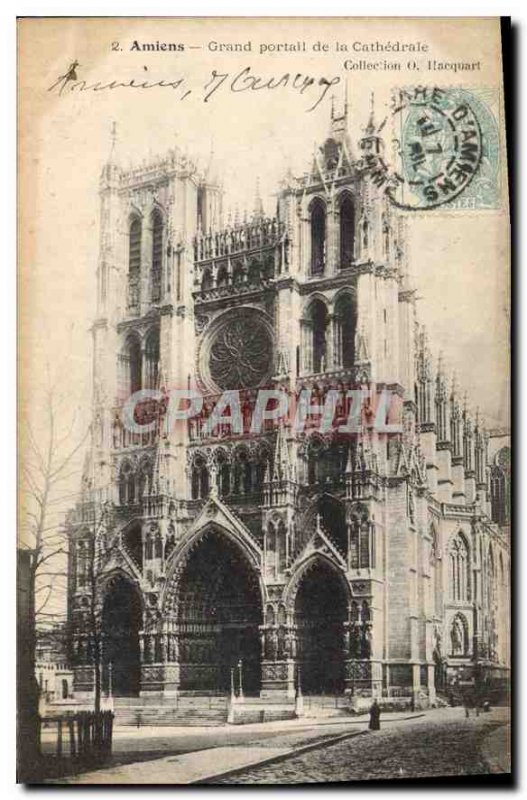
[17,16,511,783]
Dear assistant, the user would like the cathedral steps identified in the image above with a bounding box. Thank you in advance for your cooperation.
[112,695,297,726]
[113,706,228,726]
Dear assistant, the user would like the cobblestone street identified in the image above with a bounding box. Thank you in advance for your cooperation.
[44,706,510,784]
[214,708,511,783]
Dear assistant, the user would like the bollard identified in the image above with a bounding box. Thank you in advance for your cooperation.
[69,718,76,757]
[56,719,63,759]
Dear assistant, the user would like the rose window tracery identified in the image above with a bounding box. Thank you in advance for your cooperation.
[206,309,273,391]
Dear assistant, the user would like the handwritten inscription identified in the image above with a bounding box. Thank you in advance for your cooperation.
[48,63,340,112]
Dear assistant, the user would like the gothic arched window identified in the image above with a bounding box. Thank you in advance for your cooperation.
[191,456,209,500]
[334,293,356,368]
[306,436,323,484]
[151,210,163,303]
[242,452,252,494]
[349,507,371,570]
[339,194,355,267]
[144,328,160,391]
[305,299,329,374]
[137,458,152,501]
[128,217,142,310]
[216,452,230,497]
[310,199,326,275]
[126,336,142,396]
[449,533,470,602]
[490,465,508,525]
[119,460,135,505]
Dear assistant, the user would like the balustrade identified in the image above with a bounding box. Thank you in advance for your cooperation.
[194,217,284,262]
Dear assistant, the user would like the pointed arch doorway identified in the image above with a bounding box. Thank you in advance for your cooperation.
[294,559,349,694]
[101,575,142,696]
[176,528,263,694]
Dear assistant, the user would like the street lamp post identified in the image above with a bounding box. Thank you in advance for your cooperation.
[295,664,304,717]
[230,665,236,703]
[238,658,244,703]
[227,666,236,724]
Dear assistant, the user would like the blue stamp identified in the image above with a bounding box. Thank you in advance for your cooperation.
[381,86,500,211]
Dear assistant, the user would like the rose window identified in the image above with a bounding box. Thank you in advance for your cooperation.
[206,309,273,390]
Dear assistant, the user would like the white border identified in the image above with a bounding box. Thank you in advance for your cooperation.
[3,2,522,797]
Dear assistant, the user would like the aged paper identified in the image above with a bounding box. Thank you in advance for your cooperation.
[18,17,510,784]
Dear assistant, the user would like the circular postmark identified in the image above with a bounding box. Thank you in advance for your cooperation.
[380,87,484,210]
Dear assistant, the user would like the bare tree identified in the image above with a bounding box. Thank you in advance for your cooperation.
[19,377,88,720]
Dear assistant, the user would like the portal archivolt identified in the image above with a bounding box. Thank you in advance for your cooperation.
[172,527,263,694]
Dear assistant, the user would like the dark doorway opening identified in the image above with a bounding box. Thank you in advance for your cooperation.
[102,575,142,696]
[295,559,348,694]
[177,529,262,695]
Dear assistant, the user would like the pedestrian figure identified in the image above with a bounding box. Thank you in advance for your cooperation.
[369,698,381,730]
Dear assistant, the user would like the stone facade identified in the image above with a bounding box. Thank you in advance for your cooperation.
[66,105,510,705]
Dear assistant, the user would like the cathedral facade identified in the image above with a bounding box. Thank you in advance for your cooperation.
[66,105,510,706]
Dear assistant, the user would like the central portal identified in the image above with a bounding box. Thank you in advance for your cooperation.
[295,560,348,695]
[177,529,262,695]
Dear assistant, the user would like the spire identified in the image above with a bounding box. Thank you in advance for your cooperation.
[151,444,166,496]
[273,423,290,482]
[328,81,349,140]
[253,177,264,219]
[366,91,375,134]
[359,92,384,158]
[417,324,432,381]
[109,120,118,162]
[451,371,458,401]
[436,352,449,407]
[437,351,444,379]
[100,120,121,186]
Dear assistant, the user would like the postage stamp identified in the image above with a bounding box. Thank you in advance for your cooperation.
[379,86,501,211]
